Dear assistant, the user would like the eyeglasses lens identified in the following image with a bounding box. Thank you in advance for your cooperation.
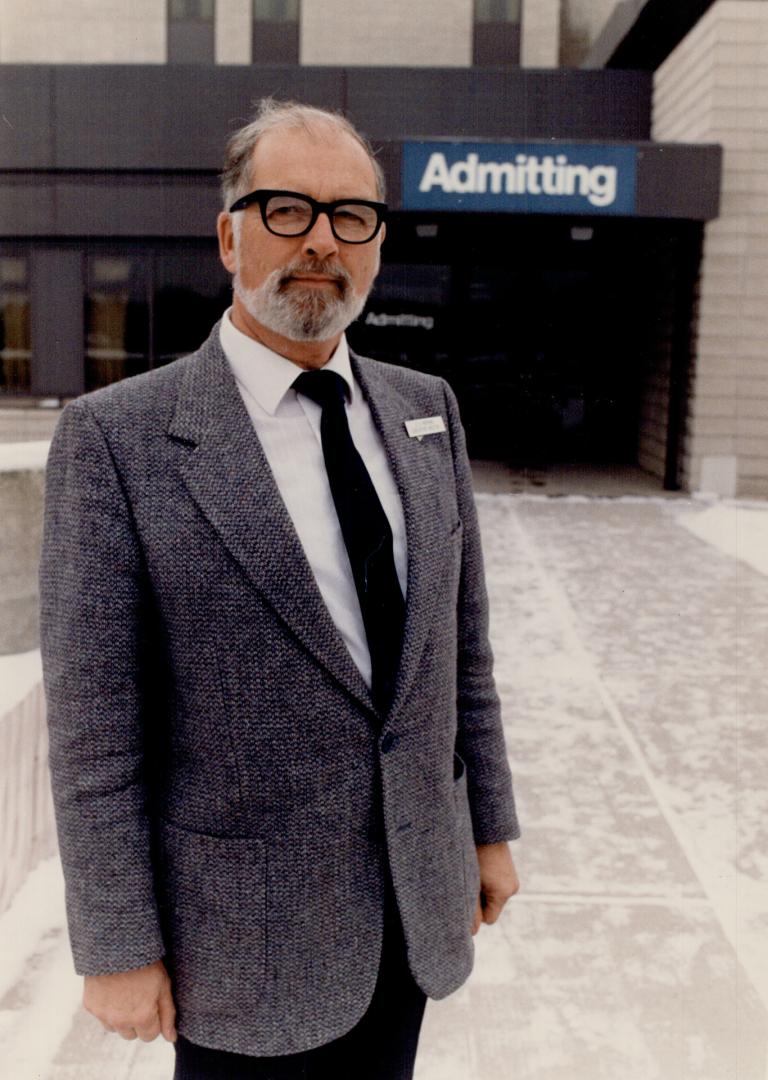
[264,196,378,242]
[332,204,379,242]
[264,196,314,236]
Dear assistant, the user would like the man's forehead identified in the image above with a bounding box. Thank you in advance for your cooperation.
[247,124,378,196]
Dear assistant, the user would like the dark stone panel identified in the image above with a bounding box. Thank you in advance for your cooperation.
[374,142,402,208]
[52,66,345,169]
[1,65,653,171]
[0,67,55,168]
[0,180,56,234]
[346,68,652,141]
[636,143,722,221]
[473,22,521,67]
[0,175,221,237]
[168,20,215,64]
[252,22,300,64]
[0,141,723,241]
[54,175,221,237]
[30,249,84,397]
[380,141,721,220]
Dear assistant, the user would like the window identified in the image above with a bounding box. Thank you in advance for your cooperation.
[85,256,149,392]
[152,248,230,367]
[253,0,299,21]
[168,0,215,63]
[475,0,521,22]
[0,257,31,394]
[252,0,299,63]
[474,0,521,65]
[170,0,215,18]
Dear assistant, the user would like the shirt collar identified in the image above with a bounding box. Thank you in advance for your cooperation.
[220,308,355,417]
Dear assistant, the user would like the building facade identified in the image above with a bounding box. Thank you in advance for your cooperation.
[1,0,763,495]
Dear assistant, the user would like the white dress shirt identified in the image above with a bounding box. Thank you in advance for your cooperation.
[220,309,408,688]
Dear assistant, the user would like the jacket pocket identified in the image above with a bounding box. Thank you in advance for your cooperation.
[157,820,266,1015]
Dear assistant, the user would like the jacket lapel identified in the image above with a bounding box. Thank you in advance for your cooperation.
[168,327,374,715]
[351,353,452,721]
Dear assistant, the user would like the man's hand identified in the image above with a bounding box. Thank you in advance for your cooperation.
[83,959,177,1043]
[472,842,520,935]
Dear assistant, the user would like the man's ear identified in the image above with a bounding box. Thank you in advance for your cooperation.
[217,212,238,275]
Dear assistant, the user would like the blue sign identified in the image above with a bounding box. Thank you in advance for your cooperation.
[402,142,637,216]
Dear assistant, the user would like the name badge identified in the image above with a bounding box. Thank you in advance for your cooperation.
[404,415,446,440]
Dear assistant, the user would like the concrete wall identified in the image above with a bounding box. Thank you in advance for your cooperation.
[560,0,620,65]
[0,0,166,64]
[653,0,768,497]
[636,263,675,483]
[0,662,55,914]
[0,0,574,71]
[0,409,61,444]
[216,0,251,65]
[300,0,473,67]
[0,442,54,914]
[521,0,561,68]
[0,443,48,655]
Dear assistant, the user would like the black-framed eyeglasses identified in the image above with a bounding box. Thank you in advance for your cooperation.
[228,189,387,244]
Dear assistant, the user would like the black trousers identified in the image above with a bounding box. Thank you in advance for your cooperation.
[173,889,427,1080]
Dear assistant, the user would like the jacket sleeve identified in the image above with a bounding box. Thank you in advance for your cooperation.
[39,397,166,975]
[442,380,521,845]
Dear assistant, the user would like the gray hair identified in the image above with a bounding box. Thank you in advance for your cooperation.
[220,98,386,212]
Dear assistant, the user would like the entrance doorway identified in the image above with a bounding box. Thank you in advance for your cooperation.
[349,214,702,483]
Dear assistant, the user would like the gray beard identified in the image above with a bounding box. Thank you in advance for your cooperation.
[233,259,371,342]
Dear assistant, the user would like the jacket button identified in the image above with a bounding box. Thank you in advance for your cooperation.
[380,733,398,754]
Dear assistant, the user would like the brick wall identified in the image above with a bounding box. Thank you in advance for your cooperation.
[653,0,768,496]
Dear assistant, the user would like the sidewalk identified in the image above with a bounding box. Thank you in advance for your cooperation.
[1,493,766,1079]
[418,493,768,1079]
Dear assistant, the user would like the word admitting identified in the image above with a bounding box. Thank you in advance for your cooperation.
[365,312,435,330]
[419,151,618,208]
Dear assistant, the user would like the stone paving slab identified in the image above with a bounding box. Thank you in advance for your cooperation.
[417,899,766,1080]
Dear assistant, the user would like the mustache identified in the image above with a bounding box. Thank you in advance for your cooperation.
[276,260,352,292]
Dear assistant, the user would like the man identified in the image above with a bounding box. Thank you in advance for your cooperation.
[40,99,520,1080]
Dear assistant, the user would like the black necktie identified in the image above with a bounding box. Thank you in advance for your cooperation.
[293,369,405,711]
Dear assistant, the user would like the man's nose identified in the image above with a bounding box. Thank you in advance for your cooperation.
[302,211,339,259]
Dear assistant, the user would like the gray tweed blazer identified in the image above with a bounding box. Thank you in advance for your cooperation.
[39,323,519,1057]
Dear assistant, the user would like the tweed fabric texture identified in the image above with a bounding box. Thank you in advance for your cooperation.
[39,323,519,1057]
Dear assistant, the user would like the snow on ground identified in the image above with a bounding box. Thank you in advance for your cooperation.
[0,440,50,472]
[2,494,767,1079]
[0,650,42,716]
[677,500,768,578]
[418,495,768,1080]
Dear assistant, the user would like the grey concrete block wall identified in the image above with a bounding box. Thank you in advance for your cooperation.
[520,0,561,68]
[300,0,473,67]
[560,0,622,65]
[0,673,56,915]
[0,0,166,63]
[0,444,48,655]
[216,0,251,64]
[653,0,768,497]
[0,409,61,444]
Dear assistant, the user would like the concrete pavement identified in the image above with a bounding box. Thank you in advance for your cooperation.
[416,494,768,1079]
[1,492,766,1079]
